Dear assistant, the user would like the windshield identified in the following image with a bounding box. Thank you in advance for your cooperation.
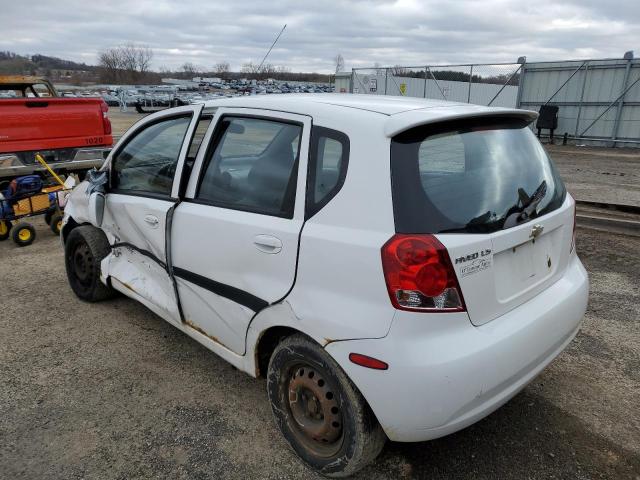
[390,117,566,234]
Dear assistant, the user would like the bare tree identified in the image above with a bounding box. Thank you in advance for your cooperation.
[241,61,270,80]
[334,54,344,74]
[98,44,154,83]
[98,48,123,83]
[241,61,260,76]
[135,45,153,75]
[391,65,409,76]
[213,61,230,78]
[181,62,200,79]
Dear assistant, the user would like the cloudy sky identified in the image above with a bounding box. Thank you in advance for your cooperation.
[2,0,638,72]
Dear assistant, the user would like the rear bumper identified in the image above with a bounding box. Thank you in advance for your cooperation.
[325,255,589,442]
[0,148,107,179]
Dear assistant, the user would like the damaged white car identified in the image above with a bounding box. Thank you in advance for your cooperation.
[62,94,589,477]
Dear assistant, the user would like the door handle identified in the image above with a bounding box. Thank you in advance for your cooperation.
[253,235,282,254]
[144,215,159,228]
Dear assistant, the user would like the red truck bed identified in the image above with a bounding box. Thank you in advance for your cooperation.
[0,97,113,154]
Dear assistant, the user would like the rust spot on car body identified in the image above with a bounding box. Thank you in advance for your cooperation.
[184,319,227,349]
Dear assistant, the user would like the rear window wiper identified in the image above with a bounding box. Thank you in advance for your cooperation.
[504,180,547,228]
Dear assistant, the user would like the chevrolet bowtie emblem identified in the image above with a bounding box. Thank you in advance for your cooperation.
[529,224,544,239]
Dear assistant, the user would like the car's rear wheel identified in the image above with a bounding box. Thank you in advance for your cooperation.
[267,334,386,477]
[64,225,115,302]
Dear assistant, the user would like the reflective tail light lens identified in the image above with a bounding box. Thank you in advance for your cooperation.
[100,100,112,135]
[381,234,466,312]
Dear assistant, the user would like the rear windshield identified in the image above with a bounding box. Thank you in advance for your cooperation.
[391,117,566,234]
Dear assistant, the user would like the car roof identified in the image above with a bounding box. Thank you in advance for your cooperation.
[202,94,537,137]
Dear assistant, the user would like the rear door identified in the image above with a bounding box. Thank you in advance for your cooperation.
[101,105,203,325]
[171,108,311,354]
[390,116,574,326]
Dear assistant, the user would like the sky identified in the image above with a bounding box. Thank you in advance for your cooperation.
[1,0,638,73]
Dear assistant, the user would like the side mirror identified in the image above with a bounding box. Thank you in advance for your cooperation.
[88,191,105,227]
[85,169,108,227]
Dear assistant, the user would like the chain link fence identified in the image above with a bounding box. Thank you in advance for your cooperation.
[343,62,523,108]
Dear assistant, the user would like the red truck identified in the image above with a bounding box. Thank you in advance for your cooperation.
[0,76,113,183]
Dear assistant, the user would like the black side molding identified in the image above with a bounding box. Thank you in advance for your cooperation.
[173,267,269,313]
[112,242,166,270]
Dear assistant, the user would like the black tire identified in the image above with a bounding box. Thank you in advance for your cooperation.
[44,211,53,225]
[0,220,11,241]
[12,222,36,247]
[267,334,386,477]
[64,225,116,302]
[49,213,63,236]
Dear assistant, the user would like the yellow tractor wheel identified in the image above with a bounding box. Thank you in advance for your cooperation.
[12,222,36,247]
[0,220,11,241]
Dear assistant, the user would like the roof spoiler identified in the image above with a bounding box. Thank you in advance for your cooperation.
[384,107,538,138]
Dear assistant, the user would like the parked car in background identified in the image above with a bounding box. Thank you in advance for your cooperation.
[61,94,588,477]
[0,76,112,184]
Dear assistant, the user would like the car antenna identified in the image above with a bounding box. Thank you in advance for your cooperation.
[257,24,287,72]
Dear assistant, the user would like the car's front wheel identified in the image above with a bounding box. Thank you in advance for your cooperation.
[267,334,386,477]
[64,225,116,302]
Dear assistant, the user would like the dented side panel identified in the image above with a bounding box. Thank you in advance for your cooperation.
[101,247,181,326]
[175,277,254,354]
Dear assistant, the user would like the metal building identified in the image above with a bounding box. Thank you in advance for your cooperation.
[517,56,639,146]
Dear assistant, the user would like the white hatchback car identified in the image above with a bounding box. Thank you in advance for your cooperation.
[62,94,589,477]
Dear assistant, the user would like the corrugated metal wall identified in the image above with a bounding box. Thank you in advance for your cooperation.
[517,58,640,145]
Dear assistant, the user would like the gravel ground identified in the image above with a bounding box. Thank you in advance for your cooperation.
[0,219,638,479]
[546,144,640,207]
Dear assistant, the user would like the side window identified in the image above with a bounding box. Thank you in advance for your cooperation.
[197,117,302,218]
[31,83,53,97]
[305,126,350,219]
[186,115,213,159]
[112,115,191,196]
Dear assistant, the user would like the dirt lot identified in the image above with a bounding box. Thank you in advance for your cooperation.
[547,144,640,207]
[0,218,639,479]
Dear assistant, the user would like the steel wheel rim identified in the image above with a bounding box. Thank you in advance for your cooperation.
[72,242,94,285]
[285,362,344,457]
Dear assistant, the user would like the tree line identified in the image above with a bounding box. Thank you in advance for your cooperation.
[98,45,331,84]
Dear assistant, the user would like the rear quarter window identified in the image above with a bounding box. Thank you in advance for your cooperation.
[305,126,350,219]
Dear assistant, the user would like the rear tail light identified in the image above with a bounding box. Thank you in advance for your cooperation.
[381,234,466,312]
[100,100,112,135]
[570,200,577,253]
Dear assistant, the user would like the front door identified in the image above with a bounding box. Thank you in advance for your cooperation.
[171,108,311,354]
[101,105,203,325]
